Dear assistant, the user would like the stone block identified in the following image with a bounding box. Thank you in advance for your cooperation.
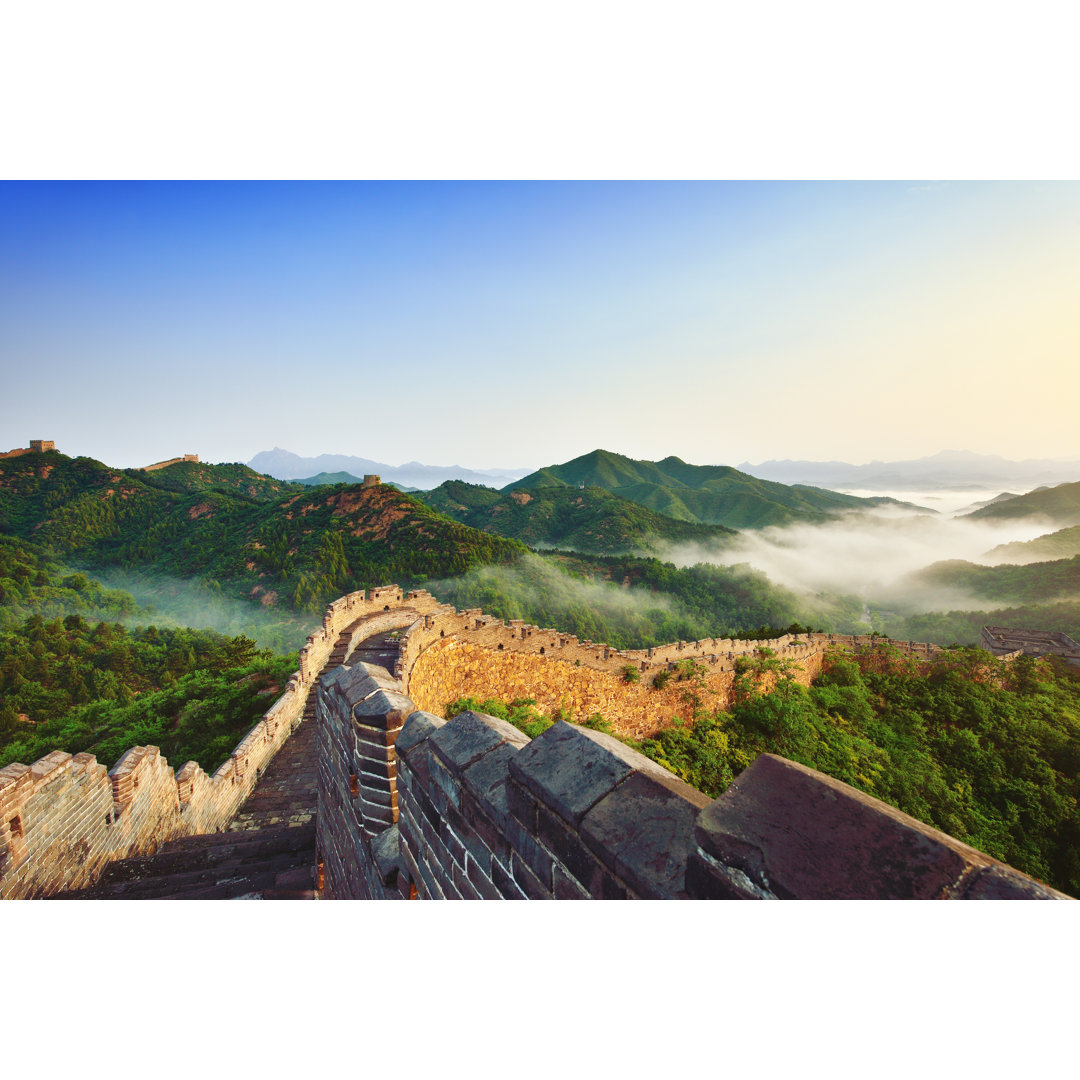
[511,850,551,899]
[466,856,504,901]
[370,824,401,886]
[428,752,462,811]
[459,790,511,871]
[506,775,538,831]
[509,721,681,827]
[552,864,589,900]
[581,770,709,900]
[693,753,1023,901]
[535,802,603,889]
[353,690,415,730]
[429,711,529,777]
[490,856,527,899]
[958,865,1069,900]
[396,712,447,757]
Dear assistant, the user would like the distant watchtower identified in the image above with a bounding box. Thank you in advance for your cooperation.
[29,440,55,453]
[362,474,381,489]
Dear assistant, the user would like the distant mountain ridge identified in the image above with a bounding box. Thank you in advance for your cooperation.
[248,448,531,490]
[505,449,914,530]
[740,449,1080,492]
[963,479,1080,528]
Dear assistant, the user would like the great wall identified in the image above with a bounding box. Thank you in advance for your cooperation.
[1,585,1071,900]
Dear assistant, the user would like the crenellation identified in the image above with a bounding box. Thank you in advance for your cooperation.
[3,584,1066,899]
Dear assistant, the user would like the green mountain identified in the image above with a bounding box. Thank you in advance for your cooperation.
[418,480,738,554]
[965,479,1080,527]
[0,449,526,616]
[505,449,913,529]
[985,525,1080,565]
[131,460,299,501]
[900,555,1080,608]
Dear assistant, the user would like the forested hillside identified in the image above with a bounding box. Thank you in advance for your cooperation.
[965,478,1080,528]
[132,460,300,501]
[0,449,526,616]
[419,480,738,554]
[506,449,913,529]
[452,645,1080,896]
[0,613,296,773]
[986,525,1080,565]
[429,550,829,649]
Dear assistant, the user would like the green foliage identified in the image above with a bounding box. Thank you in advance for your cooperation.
[0,535,142,628]
[0,614,297,773]
[621,664,640,684]
[418,480,737,555]
[444,696,555,740]
[431,550,819,651]
[651,670,672,690]
[506,448,900,530]
[634,644,1080,897]
[0,450,526,620]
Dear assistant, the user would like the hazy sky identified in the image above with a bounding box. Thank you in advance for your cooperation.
[2,180,1078,471]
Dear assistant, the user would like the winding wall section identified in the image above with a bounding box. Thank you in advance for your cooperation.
[0,584,1043,900]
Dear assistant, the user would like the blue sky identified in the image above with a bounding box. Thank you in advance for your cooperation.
[2,180,1078,471]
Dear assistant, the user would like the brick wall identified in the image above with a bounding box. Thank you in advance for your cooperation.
[0,584,1011,900]
[315,662,1070,900]
[0,587,432,898]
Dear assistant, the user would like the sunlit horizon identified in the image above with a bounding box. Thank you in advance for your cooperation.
[3,181,1078,471]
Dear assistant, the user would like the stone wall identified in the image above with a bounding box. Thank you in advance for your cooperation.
[982,625,1080,665]
[0,442,55,460]
[0,583,1019,900]
[408,638,739,740]
[141,453,199,471]
[394,601,944,740]
[315,662,1070,900]
[0,587,427,898]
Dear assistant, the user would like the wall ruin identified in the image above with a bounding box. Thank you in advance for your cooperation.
[0,583,1039,900]
[0,441,56,460]
[0,586,430,898]
[316,666,1069,901]
[141,454,200,471]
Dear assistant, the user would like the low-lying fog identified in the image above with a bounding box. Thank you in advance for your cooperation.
[661,502,1057,614]
[834,487,1018,516]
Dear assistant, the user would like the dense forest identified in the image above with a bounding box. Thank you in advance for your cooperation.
[428,550,829,649]
[0,450,525,618]
[418,479,738,554]
[0,530,303,775]
[446,644,1080,897]
[507,448,910,528]
[0,613,297,773]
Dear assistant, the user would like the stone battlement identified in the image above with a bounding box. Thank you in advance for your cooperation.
[982,625,1080,666]
[0,585,1056,900]
[0,587,432,898]
[0,440,56,459]
[141,453,200,471]
[316,668,1068,901]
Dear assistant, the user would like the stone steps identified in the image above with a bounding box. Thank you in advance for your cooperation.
[53,623,404,900]
[54,824,317,900]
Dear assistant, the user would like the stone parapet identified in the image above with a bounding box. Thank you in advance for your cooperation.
[685,754,1070,900]
[0,586,432,898]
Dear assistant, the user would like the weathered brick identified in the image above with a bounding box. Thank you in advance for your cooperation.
[535,802,604,888]
[490,855,527,899]
[552,864,589,900]
[511,850,551,899]
[510,721,682,827]
[395,711,446,756]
